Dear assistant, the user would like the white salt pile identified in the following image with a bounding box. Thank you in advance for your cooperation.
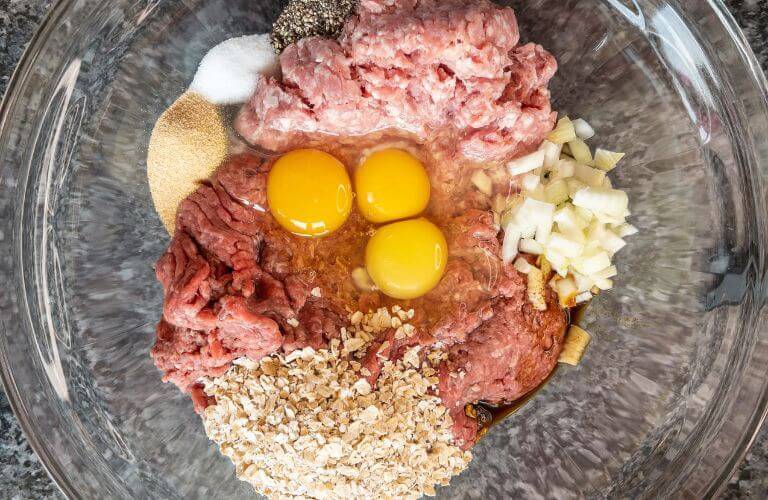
[190,34,280,105]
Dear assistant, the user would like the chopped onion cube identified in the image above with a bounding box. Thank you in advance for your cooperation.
[616,223,639,237]
[471,169,493,196]
[566,178,588,198]
[559,325,591,365]
[594,278,614,290]
[522,173,541,192]
[572,118,595,140]
[547,116,577,144]
[602,176,613,189]
[573,251,611,275]
[572,272,593,293]
[502,226,521,264]
[572,187,629,217]
[548,232,583,259]
[594,149,625,171]
[525,183,546,201]
[514,257,534,274]
[545,179,570,204]
[555,277,578,308]
[553,159,576,179]
[598,229,626,254]
[507,148,546,176]
[520,238,545,255]
[544,248,569,277]
[542,140,562,169]
[574,163,606,187]
[575,291,593,304]
[568,138,593,164]
[526,268,547,311]
[592,265,617,281]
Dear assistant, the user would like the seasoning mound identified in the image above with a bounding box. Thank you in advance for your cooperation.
[203,345,471,500]
[147,91,227,232]
[271,0,357,53]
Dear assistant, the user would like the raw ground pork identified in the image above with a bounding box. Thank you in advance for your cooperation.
[152,0,566,445]
[235,0,557,163]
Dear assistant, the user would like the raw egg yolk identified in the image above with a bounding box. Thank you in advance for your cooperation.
[365,218,447,300]
[355,148,431,223]
[267,149,352,237]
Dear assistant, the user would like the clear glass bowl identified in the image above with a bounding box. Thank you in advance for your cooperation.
[1,0,767,497]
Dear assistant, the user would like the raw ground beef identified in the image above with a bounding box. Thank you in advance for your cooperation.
[235,0,557,164]
[152,0,566,444]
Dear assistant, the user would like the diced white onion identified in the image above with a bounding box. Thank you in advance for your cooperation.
[553,159,576,179]
[541,140,562,169]
[471,169,493,196]
[568,138,593,164]
[522,173,541,192]
[575,291,593,304]
[502,226,521,264]
[572,271,593,292]
[545,179,570,204]
[591,265,617,281]
[547,116,577,144]
[520,238,545,255]
[573,252,611,275]
[594,278,614,290]
[616,223,639,237]
[545,248,569,277]
[567,177,588,198]
[574,163,606,187]
[572,187,629,218]
[598,230,626,254]
[572,118,595,140]
[507,148,546,176]
[548,232,584,259]
[594,149,625,171]
[555,277,578,307]
[514,257,534,274]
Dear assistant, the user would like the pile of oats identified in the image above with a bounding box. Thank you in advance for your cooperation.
[202,342,470,499]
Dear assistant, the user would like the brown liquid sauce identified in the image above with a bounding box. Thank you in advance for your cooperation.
[473,303,587,436]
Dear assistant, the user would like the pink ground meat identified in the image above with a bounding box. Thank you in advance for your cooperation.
[235,0,557,163]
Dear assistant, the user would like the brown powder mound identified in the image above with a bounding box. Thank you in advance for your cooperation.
[147,91,228,233]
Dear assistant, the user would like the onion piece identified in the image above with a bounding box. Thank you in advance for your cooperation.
[572,187,629,218]
[598,229,627,254]
[567,178,588,198]
[471,169,493,196]
[594,278,614,290]
[507,148,546,176]
[542,140,562,169]
[573,251,612,275]
[548,232,584,259]
[514,257,534,274]
[616,223,639,237]
[545,179,569,204]
[575,291,593,304]
[522,173,541,192]
[574,163,606,187]
[502,225,522,264]
[555,277,578,308]
[526,267,547,311]
[568,138,593,164]
[591,265,617,281]
[520,238,545,255]
[594,149,625,171]
[547,116,577,144]
[572,119,595,140]
[558,325,591,365]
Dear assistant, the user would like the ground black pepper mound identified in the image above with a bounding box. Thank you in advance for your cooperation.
[271,0,357,52]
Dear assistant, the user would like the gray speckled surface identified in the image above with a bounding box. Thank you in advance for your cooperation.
[0,0,767,498]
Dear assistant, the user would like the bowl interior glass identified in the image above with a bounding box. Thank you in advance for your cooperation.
[1,0,767,498]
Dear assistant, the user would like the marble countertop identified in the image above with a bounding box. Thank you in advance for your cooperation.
[1,0,767,498]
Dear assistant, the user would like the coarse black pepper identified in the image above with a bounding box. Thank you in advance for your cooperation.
[271,0,358,53]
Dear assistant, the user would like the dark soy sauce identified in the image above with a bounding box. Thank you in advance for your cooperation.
[472,303,588,437]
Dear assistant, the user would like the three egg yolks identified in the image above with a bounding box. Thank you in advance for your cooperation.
[266,147,445,298]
